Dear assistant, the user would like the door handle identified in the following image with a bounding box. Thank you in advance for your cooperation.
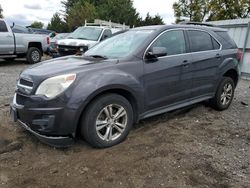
[215,54,221,59]
[182,60,189,67]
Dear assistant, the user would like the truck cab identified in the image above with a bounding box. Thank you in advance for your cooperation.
[0,19,49,64]
[57,26,113,56]
[0,19,15,55]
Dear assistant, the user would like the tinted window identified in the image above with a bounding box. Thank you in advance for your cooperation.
[151,30,186,56]
[188,30,213,52]
[215,31,237,49]
[0,20,8,32]
[102,29,112,40]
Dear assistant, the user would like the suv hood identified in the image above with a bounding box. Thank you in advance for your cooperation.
[57,39,97,47]
[21,56,116,79]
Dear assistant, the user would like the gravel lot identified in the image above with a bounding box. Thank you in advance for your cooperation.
[0,59,250,188]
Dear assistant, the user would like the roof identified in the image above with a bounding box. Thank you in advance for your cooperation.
[132,24,226,32]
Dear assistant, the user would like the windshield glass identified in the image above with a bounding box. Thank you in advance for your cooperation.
[85,30,154,58]
[67,27,103,41]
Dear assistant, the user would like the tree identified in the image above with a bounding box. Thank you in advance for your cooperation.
[0,4,3,18]
[67,0,96,31]
[47,13,68,32]
[97,0,140,27]
[173,0,209,23]
[138,13,164,26]
[30,21,44,29]
[208,0,250,21]
[62,0,141,27]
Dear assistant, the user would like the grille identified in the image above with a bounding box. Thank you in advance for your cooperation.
[19,78,33,87]
[17,77,33,95]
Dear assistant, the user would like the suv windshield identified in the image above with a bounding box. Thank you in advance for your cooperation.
[85,30,154,59]
[67,27,103,41]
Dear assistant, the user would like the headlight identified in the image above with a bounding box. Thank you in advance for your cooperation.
[36,74,76,99]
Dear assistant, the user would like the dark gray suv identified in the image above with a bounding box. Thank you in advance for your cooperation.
[11,24,241,148]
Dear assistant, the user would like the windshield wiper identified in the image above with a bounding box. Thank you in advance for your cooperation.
[87,55,108,59]
[77,37,89,40]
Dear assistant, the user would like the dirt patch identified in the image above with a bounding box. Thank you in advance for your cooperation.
[0,61,250,187]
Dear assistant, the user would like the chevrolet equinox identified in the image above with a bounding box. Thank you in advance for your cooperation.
[11,24,241,148]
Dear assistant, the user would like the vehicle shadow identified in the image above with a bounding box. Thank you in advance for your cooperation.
[0,59,28,67]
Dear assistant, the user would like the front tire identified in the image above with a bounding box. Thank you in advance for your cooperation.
[81,94,133,148]
[210,77,235,111]
[26,47,42,64]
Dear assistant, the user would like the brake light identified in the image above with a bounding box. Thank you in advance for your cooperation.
[47,37,50,44]
[237,49,243,63]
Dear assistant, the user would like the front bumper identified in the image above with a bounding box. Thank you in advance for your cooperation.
[10,93,75,148]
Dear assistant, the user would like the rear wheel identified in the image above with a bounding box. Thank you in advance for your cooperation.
[80,94,133,148]
[210,77,235,111]
[26,47,42,64]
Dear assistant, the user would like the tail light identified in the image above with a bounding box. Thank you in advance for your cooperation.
[237,49,243,63]
[47,37,50,44]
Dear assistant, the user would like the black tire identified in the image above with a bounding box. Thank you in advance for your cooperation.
[26,47,42,64]
[210,77,235,111]
[81,94,133,148]
[3,57,15,62]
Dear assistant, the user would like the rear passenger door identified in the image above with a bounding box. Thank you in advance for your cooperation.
[0,20,15,55]
[187,30,221,98]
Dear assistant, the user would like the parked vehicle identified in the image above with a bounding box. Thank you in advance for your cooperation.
[27,27,54,35]
[12,25,33,34]
[11,24,241,148]
[0,19,50,64]
[57,26,113,56]
[48,33,69,56]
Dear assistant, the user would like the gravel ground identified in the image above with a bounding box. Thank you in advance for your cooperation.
[0,59,250,188]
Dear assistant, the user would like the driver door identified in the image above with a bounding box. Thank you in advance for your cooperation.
[143,29,193,111]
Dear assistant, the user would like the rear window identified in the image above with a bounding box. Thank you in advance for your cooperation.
[0,20,8,32]
[188,30,214,52]
[215,31,237,49]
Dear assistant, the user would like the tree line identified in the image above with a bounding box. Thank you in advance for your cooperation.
[48,0,164,32]
[1,1,250,32]
[173,0,250,23]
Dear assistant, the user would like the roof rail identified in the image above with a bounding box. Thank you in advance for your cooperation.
[179,21,215,27]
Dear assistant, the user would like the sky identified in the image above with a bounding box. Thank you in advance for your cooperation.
[0,0,176,27]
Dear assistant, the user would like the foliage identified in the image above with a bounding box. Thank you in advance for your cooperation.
[30,21,44,29]
[208,0,250,21]
[47,13,68,33]
[61,0,164,28]
[173,0,209,23]
[67,0,96,31]
[138,13,164,26]
[173,0,250,22]
[96,0,140,27]
[0,4,3,18]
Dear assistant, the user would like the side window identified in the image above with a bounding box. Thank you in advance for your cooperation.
[151,30,186,56]
[0,20,8,32]
[188,30,214,52]
[102,30,112,40]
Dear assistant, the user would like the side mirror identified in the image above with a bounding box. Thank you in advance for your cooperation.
[101,35,109,41]
[147,47,167,58]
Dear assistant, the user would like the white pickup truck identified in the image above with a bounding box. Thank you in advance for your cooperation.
[0,19,50,64]
[57,26,113,56]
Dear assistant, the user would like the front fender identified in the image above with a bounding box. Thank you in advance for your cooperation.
[67,69,144,133]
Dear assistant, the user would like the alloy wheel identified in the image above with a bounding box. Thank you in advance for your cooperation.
[95,104,128,141]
